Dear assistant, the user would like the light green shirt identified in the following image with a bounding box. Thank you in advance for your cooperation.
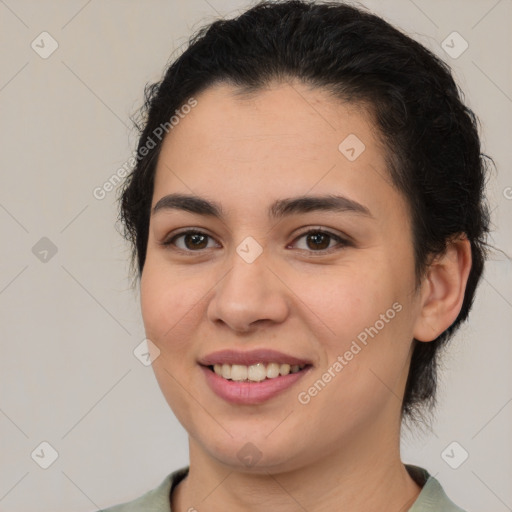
[100,464,466,511]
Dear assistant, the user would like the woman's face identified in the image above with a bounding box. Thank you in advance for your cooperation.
[140,82,425,472]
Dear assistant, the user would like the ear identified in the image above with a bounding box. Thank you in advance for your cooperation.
[413,235,472,342]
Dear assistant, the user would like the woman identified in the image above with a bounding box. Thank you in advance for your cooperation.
[106,1,490,510]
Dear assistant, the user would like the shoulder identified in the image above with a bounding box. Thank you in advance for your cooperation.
[406,464,467,512]
[99,467,189,512]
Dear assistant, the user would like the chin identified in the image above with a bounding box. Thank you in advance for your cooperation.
[195,429,309,475]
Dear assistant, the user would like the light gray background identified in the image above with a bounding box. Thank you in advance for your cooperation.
[0,1,511,511]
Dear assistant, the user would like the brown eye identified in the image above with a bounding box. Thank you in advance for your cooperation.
[183,232,209,250]
[305,232,331,250]
[164,230,219,251]
[291,229,348,253]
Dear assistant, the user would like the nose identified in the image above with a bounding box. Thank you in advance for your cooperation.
[206,248,290,334]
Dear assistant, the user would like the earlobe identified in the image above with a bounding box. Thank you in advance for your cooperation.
[413,235,472,342]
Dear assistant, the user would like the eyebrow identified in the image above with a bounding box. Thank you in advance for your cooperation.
[152,193,373,219]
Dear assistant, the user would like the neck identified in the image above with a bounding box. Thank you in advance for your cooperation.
[172,418,422,512]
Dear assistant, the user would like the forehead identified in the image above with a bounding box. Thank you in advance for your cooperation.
[153,81,404,222]
[160,81,377,162]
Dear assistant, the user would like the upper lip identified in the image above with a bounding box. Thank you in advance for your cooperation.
[199,349,312,367]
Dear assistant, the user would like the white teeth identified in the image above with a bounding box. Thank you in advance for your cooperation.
[211,362,305,382]
[266,362,280,379]
[221,363,231,379]
[279,363,291,376]
[248,363,267,382]
[230,364,248,381]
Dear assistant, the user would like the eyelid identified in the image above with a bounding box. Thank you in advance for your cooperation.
[161,228,221,249]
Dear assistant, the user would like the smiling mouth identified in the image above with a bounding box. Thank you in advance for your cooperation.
[208,362,309,382]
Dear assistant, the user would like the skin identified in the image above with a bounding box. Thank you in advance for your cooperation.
[140,81,472,512]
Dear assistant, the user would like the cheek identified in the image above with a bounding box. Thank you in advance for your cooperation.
[139,259,205,355]
[293,266,392,345]
[295,266,411,386]
[139,260,206,427]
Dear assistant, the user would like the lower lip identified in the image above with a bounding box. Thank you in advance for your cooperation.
[201,366,309,405]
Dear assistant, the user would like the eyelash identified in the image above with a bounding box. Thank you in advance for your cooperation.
[161,228,350,255]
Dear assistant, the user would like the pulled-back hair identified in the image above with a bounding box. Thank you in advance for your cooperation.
[119,0,491,422]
